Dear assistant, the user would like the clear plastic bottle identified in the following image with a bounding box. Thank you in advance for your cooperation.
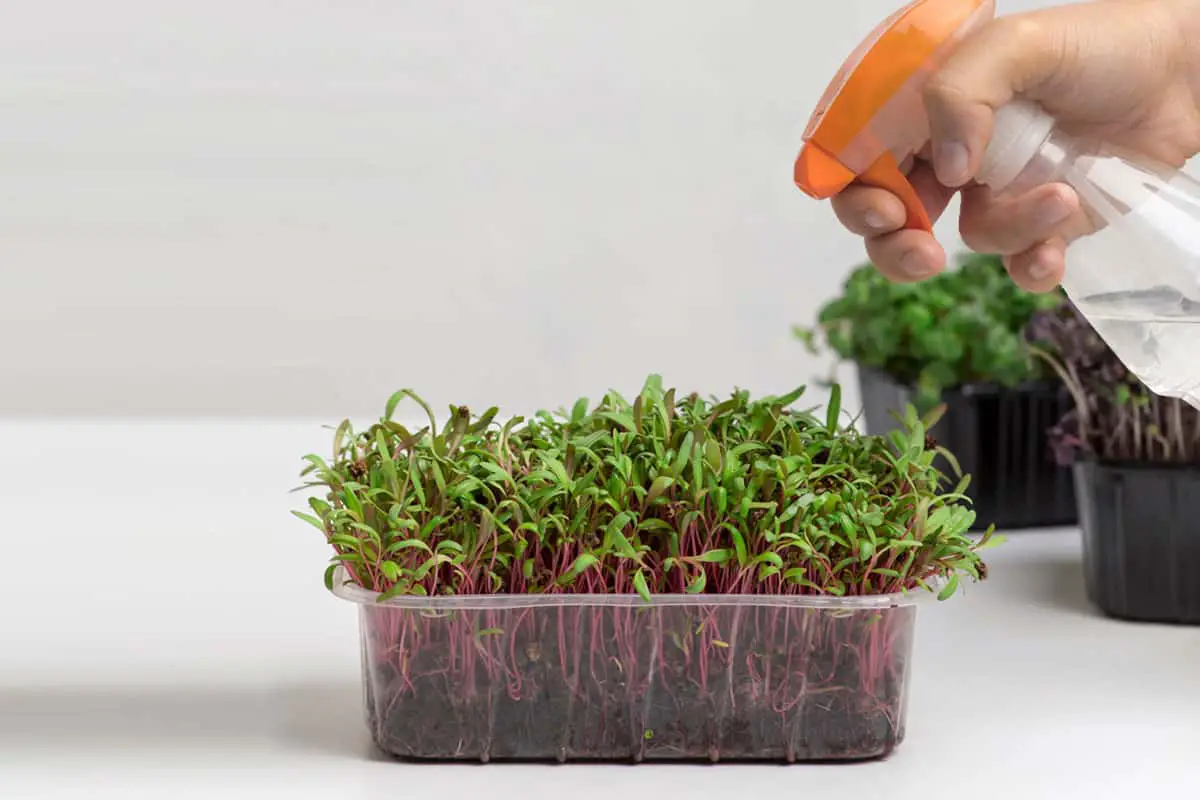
[976,99,1200,409]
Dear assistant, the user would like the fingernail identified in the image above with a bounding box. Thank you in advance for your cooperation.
[1038,194,1071,224]
[864,210,888,230]
[1028,257,1053,281]
[935,141,970,186]
[900,250,933,278]
[1027,246,1061,281]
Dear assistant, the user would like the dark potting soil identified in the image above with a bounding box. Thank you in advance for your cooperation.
[363,606,910,763]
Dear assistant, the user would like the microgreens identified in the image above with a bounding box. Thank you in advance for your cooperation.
[295,375,997,603]
[1027,301,1200,464]
[796,252,1063,408]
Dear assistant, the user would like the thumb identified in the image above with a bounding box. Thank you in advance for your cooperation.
[923,13,1065,187]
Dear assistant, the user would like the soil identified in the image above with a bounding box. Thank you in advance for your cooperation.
[364,605,910,763]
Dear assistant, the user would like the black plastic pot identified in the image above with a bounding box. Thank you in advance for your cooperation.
[857,367,1076,531]
[1074,459,1200,624]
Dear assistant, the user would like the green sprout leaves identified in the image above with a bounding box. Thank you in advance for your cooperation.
[297,375,994,602]
[1027,300,1200,465]
[797,252,1064,409]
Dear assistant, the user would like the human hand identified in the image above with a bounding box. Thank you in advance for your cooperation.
[832,0,1200,292]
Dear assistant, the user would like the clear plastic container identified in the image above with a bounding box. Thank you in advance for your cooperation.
[978,98,1200,409]
[333,570,924,763]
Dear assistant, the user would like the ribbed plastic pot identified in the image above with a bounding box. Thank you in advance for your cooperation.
[333,571,926,763]
[857,367,1077,531]
[1075,459,1200,624]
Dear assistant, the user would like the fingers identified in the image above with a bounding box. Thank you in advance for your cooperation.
[958,181,1093,292]
[904,158,960,225]
[832,157,956,233]
[923,14,1066,186]
[833,177,947,280]
[832,185,907,236]
[830,158,958,280]
[866,229,947,283]
[1004,237,1067,293]
[959,182,1091,252]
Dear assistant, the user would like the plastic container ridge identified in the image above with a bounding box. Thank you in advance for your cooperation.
[333,568,930,763]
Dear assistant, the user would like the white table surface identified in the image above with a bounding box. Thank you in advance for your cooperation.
[3,420,1199,799]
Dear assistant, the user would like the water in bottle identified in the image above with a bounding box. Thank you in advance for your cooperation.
[976,100,1200,408]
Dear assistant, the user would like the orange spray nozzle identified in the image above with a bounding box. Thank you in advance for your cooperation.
[794,144,856,200]
[794,0,996,232]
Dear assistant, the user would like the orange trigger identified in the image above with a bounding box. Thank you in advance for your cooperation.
[860,152,932,233]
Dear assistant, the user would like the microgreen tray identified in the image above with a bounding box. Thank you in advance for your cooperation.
[336,575,925,763]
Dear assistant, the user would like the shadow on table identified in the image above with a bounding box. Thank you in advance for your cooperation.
[1018,551,1094,617]
[0,680,386,761]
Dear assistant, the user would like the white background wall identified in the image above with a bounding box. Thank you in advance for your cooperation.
[0,0,1060,418]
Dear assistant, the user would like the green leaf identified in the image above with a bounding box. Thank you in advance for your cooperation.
[570,397,590,424]
[858,538,875,561]
[382,420,414,443]
[598,411,636,432]
[558,553,600,585]
[691,549,733,564]
[541,454,572,488]
[782,568,820,591]
[605,515,639,559]
[387,539,433,555]
[723,523,748,567]
[704,439,722,473]
[633,570,651,601]
[752,552,784,569]
[975,531,1006,550]
[384,390,406,421]
[773,385,807,408]
[429,460,447,496]
[329,534,364,551]
[341,489,363,519]
[825,383,842,433]
[672,431,695,476]
[644,475,674,507]
[292,511,326,531]
[937,573,960,601]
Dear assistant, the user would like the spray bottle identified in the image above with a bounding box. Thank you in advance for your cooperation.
[795,0,1200,410]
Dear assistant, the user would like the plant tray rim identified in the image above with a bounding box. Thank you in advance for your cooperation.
[331,567,940,611]
[857,365,1061,398]
[1073,457,1200,476]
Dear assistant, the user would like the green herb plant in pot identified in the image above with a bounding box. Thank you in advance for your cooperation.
[1028,301,1200,624]
[797,252,1074,531]
[294,375,997,763]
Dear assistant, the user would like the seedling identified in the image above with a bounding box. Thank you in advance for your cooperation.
[297,376,998,762]
[797,252,1063,409]
[1027,300,1200,464]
